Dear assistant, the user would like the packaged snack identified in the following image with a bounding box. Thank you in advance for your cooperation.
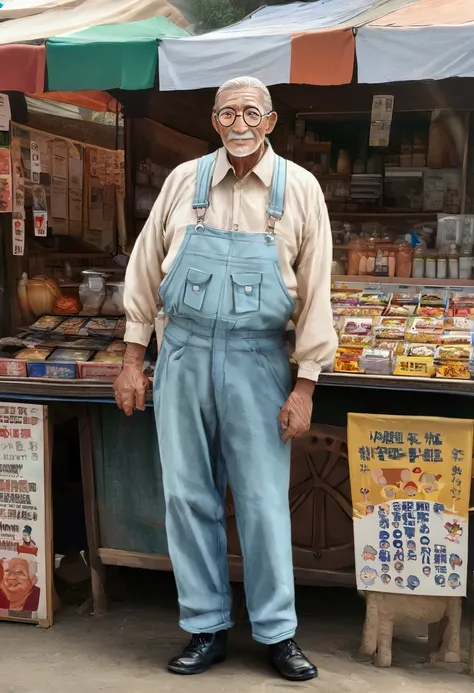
[57,317,88,335]
[359,349,394,375]
[406,344,436,357]
[435,361,470,379]
[342,317,374,335]
[48,349,93,362]
[354,307,385,317]
[410,317,444,331]
[419,290,449,306]
[30,315,64,332]
[335,346,364,356]
[334,354,362,373]
[391,292,420,305]
[394,356,435,378]
[359,291,389,307]
[86,317,119,335]
[416,306,446,318]
[339,334,374,347]
[435,345,471,360]
[331,290,361,306]
[374,326,406,341]
[106,340,127,353]
[405,330,443,344]
[444,317,474,330]
[93,351,124,364]
[0,359,27,377]
[379,316,408,329]
[14,347,53,361]
[386,304,417,316]
[440,331,472,346]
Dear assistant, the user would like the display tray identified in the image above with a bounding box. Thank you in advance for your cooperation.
[0,372,471,403]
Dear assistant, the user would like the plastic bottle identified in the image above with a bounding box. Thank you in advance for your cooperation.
[412,245,425,279]
[448,244,459,280]
[425,250,437,279]
[459,244,473,280]
[437,248,447,279]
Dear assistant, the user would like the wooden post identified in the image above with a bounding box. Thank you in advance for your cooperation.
[78,405,107,616]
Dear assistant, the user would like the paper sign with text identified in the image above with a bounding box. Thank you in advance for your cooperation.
[348,413,472,596]
[0,403,51,624]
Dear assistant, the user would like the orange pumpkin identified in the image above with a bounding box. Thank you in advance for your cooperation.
[53,295,81,315]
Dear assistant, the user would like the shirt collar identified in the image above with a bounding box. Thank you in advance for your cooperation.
[211,141,275,188]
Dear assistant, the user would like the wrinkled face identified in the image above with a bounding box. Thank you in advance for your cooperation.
[212,87,277,158]
[2,558,36,601]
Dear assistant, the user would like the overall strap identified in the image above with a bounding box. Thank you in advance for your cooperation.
[266,155,287,221]
[192,152,217,210]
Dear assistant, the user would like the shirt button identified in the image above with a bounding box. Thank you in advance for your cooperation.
[192,285,200,293]
[244,286,253,294]
[233,223,238,230]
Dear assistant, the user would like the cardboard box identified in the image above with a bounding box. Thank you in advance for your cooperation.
[78,362,122,382]
[27,362,77,379]
[0,359,27,377]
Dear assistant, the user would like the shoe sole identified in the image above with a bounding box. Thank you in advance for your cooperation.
[167,654,226,675]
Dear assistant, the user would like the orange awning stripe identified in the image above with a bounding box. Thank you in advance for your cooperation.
[290,28,355,86]
[30,90,118,112]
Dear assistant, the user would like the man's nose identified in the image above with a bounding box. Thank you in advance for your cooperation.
[231,115,248,135]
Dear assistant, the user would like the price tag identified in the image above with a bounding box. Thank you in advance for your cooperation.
[34,210,47,237]
[12,218,25,256]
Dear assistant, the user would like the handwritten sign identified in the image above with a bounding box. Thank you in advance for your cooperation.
[0,403,52,625]
[348,413,472,596]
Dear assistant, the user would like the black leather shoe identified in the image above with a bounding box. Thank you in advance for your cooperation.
[269,639,318,681]
[167,631,227,675]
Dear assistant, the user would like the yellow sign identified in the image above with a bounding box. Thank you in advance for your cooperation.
[348,413,473,596]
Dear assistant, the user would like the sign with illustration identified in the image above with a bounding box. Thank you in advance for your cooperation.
[348,413,472,596]
[0,403,52,625]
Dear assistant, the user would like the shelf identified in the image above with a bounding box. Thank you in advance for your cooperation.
[331,275,474,287]
[328,211,437,219]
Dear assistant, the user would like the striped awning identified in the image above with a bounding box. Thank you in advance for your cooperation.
[356,0,474,83]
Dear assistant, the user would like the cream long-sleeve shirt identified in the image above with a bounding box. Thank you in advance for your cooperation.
[124,144,338,381]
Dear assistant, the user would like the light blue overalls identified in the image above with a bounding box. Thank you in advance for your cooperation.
[153,152,297,645]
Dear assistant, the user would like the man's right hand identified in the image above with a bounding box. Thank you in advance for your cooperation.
[113,343,149,416]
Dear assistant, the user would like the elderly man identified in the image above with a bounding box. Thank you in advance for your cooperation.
[114,76,337,681]
[2,555,40,613]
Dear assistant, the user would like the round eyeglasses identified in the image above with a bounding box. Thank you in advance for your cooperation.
[215,106,272,128]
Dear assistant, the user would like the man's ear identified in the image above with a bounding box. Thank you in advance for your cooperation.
[32,576,38,587]
[211,113,219,135]
[265,112,278,136]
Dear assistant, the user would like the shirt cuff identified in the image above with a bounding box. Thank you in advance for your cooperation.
[124,321,154,347]
[296,362,322,383]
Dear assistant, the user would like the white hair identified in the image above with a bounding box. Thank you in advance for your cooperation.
[214,76,273,112]
[6,554,38,577]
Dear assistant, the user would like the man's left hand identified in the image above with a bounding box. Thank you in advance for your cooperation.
[278,378,315,443]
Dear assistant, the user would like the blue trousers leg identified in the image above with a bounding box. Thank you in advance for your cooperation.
[154,336,233,633]
[219,341,297,644]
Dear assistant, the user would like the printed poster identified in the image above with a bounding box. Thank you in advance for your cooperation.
[348,413,472,597]
[369,95,394,147]
[0,403,50,623]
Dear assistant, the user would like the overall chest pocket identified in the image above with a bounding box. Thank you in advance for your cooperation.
[231,272,262,314]
[183,268,212,311]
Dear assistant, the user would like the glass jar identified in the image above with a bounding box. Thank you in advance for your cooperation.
[79,270,107,316]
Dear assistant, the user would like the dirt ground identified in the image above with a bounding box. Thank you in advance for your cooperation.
[0,571,472,693]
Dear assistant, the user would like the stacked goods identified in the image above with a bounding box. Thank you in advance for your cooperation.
[331,286,473,380]
[0,315,129,381]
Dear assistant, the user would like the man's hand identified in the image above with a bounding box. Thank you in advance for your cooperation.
[278,378,315,443]
[113,343,149,416]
